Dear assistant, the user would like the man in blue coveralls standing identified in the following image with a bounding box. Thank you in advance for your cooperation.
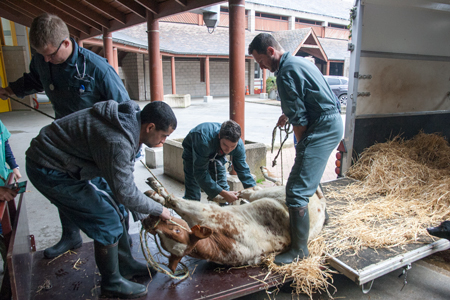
[249,33,343,265]
[182,120,256,203]
[0,13,131,259]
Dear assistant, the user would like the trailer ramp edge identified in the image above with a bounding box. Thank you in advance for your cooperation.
[327,239,450,286]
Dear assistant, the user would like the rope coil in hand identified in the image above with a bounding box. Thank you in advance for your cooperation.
[139,160,190,280]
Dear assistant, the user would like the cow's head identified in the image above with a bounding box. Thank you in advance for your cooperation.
[142,215,213,273]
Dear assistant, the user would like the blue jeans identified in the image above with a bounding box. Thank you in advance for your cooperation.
[183,158,229,200]
[286,111,343,207]
[26,158,126,245]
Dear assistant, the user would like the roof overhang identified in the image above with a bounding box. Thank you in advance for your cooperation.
[0,0,227,40]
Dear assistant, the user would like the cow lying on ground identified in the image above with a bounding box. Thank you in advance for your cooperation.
[142,177,326,273]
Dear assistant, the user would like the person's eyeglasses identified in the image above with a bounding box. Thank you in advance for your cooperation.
[49,39,66,59]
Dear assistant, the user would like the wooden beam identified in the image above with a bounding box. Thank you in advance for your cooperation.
[135,0,159,14]
[0,3,33,28]
[83,38,149,54]
[4,0,83,40]
[301,45,320,49]
[155,0,223,19]
[83,0,126,24]
[25,0,93,35]
[5,0,42,19]
[174,0,188,7]
[57,0,110,29]
[115,0,146,19]
[107,12,146,33]
[45,0,103,32]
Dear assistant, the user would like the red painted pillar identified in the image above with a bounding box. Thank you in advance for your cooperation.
[171,56,176,94]
[205,56,210,96]
[102,28,114,67]
[229,0,246,142]
[147,12,164,101]
[262,68,267,93]
[113,47,119,74]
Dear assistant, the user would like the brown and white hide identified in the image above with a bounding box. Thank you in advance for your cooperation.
[143,177,326,273]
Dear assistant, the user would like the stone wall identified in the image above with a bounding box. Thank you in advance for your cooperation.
[121,55,253,99]
[121,52,147,100]
[161,58,251,98]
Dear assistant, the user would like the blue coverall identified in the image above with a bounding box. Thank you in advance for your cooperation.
[182,122,256,200]
[9,38,129,119]
[276,52,343,208]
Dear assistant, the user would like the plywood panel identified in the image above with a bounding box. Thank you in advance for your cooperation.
[356,57,450,115]
[362,2,450,57]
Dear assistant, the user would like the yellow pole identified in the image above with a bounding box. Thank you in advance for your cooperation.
[0,20,11,112]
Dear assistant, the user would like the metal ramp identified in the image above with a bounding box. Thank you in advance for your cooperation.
[322,178,450,292]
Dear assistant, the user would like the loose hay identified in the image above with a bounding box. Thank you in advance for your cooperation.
[261,237,337,299]
[261,132,450,299]
[323,132,450,253]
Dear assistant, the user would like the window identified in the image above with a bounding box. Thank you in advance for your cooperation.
[330,62,344,76]
[326,78,340,85]
[328,23,347,29]
[296,18,322,25]
[255,12,287,20]
[254,62,261,79]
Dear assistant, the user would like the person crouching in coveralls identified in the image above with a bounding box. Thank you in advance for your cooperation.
[182,121,256,204]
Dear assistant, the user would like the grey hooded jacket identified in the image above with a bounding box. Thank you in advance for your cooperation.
[26,100,163,220]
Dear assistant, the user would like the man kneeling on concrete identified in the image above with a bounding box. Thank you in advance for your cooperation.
[26,100,176,299]
[182,120,256,203]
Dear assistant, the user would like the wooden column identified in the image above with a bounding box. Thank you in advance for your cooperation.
[205,56,210,96]
[229,0,246,141]
[102,28,114,67]
[326,61,330,75]
[171,56,176,94]
[147,12,164,101]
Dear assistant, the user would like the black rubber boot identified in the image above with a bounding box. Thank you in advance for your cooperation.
[123,213,133,247]
[44,209,83,258]
[427,221,450,240]
[94,240,147,299]
[118,223,157,280]
[274,205,310,265]
[324,208,330,226]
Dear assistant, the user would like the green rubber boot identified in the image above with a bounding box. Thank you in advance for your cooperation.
[94,240,147,299]
[274,205,310,265]
[44,209,82,259]
[118,224,157,280]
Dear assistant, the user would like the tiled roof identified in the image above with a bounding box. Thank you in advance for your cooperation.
[272,29,312,53]
[119,22,260,56]
[247,0,354,21]
[116,23,348,60]
[318,37,350,61]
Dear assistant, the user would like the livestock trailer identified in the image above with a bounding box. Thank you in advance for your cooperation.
[326,0,450,292]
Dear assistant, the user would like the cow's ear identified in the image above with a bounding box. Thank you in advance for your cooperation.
[168,254,183,273]
[191,225,213,239]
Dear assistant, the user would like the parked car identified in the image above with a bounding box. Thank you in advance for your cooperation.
[324,75,348,106]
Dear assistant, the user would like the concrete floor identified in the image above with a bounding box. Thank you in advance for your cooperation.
[1,96,449,299]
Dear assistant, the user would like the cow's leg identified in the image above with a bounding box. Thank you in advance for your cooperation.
[145,177,210,227]
[144,190,166,206]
